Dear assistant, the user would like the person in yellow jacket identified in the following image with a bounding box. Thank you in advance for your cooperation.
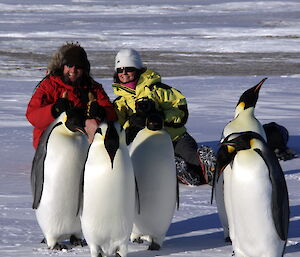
[112,49,210,185]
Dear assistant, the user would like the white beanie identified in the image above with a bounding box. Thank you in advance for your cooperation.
[115,49,143,70]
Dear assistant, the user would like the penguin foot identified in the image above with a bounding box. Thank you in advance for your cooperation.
[148,241,161,251]
[132,237,144,244]
[70,235,86,247]
[80,238,88,247]
[51,243,68,250]
[225,236,232,243]
[41,238,46,244]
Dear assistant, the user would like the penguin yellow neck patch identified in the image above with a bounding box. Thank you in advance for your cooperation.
[235,102,245,117]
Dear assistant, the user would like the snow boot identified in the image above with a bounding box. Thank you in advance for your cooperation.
[175,155,203,186]
[197,145,216,186]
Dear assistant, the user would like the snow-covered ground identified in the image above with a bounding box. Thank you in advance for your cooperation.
[1,76,299,257]
[0,0,299,256]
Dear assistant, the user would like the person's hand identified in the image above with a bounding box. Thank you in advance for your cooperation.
[87,101,105,121]
[51,97,71,118]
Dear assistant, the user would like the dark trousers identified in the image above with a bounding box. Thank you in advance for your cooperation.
[173,132,206,183]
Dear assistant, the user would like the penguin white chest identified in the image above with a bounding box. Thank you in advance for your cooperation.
[230,150,284,257]
[221,164,234,241]
[129,128,177,248]
[81,122,135,257]
[36,126,89,247]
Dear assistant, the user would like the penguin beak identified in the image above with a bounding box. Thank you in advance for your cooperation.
[75,127,88,136]
[254,77,267,93]
[236,77,267,113]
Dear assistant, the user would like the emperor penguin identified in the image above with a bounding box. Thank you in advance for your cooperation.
[31,108,89,249]
[213,154,232,242]
[80,121,135,257]
[129,118,177,251]
[214,142,238,244]
[214,78,268,241]
[218,131,289,257]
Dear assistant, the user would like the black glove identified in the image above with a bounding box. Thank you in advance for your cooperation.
[135,98,156,114]
[87,101,105,121]
[129,113,147,128]
[51,98,71,118]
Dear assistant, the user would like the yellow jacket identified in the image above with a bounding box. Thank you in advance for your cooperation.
[112,69,188,141]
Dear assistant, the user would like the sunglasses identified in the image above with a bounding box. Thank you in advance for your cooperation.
[65,63,83,69]
[116,67,137,74]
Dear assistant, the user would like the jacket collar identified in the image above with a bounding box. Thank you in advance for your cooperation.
[112,69,161,97]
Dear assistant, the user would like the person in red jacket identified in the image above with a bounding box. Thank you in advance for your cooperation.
[26,42,116,148]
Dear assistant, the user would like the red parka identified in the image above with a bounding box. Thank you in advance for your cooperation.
[26,75,116,148]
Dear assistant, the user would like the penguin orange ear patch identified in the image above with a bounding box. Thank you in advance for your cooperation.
[250,138,256,148]
[238,102,245,110]
[227,145,235,153]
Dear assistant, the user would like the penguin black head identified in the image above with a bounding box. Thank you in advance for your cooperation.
[146,113,164,131]
[215,144,236,180]
[216,131,266,178]
[236,78,267,113]
[65,108,87,135]
[222,131,266,152]
[104,122,120,168]
[95,122,120,168]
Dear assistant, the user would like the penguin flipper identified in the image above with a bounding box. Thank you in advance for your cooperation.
[135,177,141,214]
[77,156,88,216]
[31,121,62,209]
[254,148,290,241]
[176,179,180,210]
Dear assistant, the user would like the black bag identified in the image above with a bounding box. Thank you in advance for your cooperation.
[263,122,296,161]
[263,122,289,151]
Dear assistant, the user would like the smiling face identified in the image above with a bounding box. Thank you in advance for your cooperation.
[117,67,137,83]
[63,64,84,83]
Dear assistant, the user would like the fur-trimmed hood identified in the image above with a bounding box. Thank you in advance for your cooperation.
[47,43,90,76]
